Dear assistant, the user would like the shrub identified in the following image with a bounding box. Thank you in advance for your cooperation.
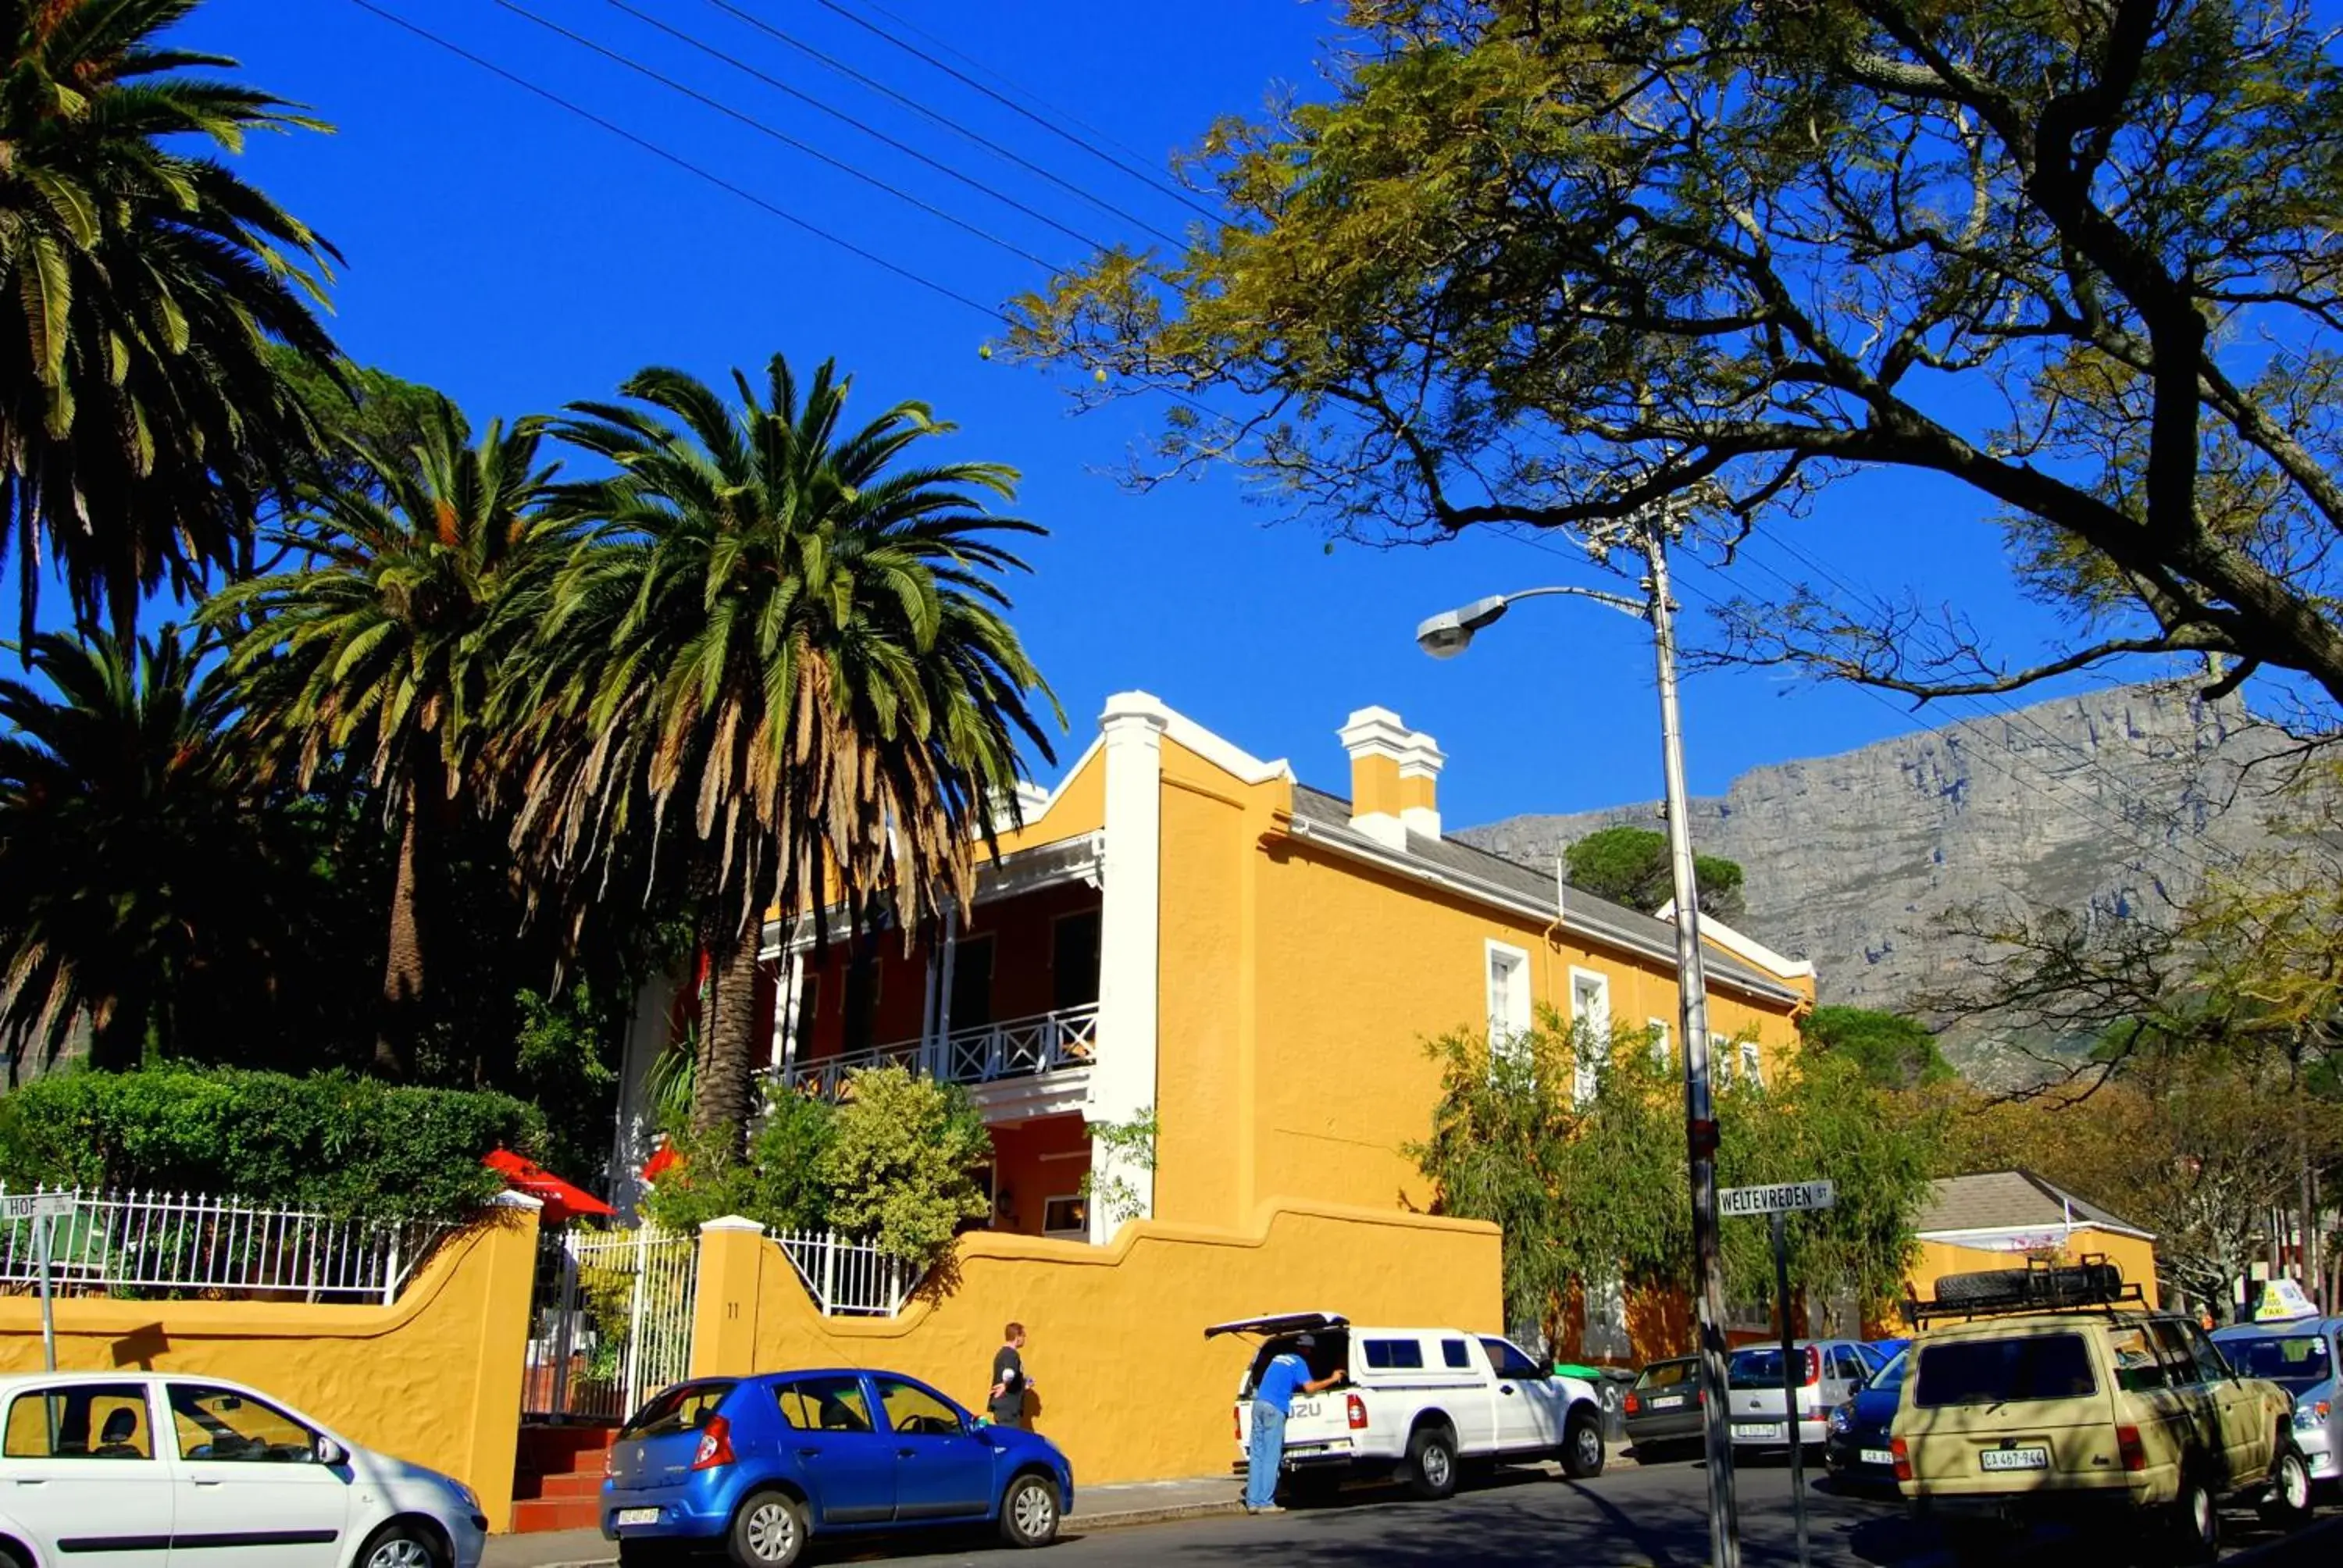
[644,1089,837,1237]
[0,1064,543,1224]
[820,1067,990,1263]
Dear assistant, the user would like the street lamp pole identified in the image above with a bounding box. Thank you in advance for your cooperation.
[1639,527,1742,1568]
[1415,516,1740,1568]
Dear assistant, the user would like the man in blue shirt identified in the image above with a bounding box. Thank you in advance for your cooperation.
[1245,1334,1346,1513]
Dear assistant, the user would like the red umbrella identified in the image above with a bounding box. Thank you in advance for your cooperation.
[483,1148,616,1224]
[642,1139,681,1185]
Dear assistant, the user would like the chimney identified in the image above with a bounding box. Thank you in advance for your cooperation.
[1338,707,1444,850]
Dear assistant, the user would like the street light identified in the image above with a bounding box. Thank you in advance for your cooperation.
[1417,522,1742,1568]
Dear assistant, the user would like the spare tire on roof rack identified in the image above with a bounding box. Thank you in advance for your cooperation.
[1912,1256,2135,1321]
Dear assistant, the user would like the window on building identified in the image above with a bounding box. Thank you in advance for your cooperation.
[1739,1039,1764,1088]
[1043,1195,1088,1238]
[1649,1018,1671,1070]
[948,935,995,1032]
[790,970,821,1058]
[843,939,883,1055]
[1485,942,1532,1060]
[1052,910,1101,1012]
[1710,1032,1732,1085]
[1568,969,1610,1105]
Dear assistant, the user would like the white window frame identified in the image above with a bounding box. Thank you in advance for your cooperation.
[1648,1017,1672,1071]
[1485,940,1532,1056]
[1567,967,1610,1106]
[1708,1032,1732,1085]
[1041,1194,1088,1239]
[1739,1039,1764,1088]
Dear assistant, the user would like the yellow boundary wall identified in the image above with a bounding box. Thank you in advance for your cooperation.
[690,1202,1502,1485]
[0,1196,540,1530]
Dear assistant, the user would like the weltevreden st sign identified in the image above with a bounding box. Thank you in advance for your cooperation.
[1718,1181,1837,1218]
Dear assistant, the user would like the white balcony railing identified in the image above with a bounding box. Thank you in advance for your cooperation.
[776,1002,1097,1099]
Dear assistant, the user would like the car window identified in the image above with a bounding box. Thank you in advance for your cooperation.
[622,1381,735,1439]
[777,1377,875,1434]
[2106,1325,2168,1393]
[2183,1323,2234,1380]
[1868,1351,1908,1392]
[1442,1339,1472,1370]
[3,1384,155,1460]
[1639,1360,1695,1390]
[1480,1338,1542,1380]
[1364,1338,1426,1370]
[1834,1348,1866,1382]
[1914,1335,2096,1407]
[1857,1344,1890,1374]
[2151,1320,2211,1386]
[2216,1334,2331,1391]
[166,1384,319,1463]
[875,1379,963,1438]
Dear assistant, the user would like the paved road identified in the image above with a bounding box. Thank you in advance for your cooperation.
[787,1455,2330,1568]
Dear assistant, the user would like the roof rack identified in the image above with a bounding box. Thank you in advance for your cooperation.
[1902,1255,2145,1326]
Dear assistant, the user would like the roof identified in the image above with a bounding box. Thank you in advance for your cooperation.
[1289,784,1804,1005]
[1917,1171,2155,1242]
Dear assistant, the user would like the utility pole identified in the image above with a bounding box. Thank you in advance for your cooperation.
[1643,522,1742,1568]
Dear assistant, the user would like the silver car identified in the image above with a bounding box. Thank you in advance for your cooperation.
[1725,1338,1885,1450]
[2213,1313,2341,1491]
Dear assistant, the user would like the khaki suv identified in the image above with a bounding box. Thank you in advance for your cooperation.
[1891,1261,2310,1561]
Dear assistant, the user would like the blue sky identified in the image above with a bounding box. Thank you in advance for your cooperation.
[130,0,2185,826]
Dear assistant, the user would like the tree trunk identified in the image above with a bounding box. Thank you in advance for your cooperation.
[693,917,763,1158]
[376,794,424,1078]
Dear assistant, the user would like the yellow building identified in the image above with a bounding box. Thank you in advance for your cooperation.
[1907,1170,2161,1309]
[615,695,1816,1281]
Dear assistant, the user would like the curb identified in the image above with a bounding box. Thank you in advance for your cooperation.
[1073,1499,1248,1531]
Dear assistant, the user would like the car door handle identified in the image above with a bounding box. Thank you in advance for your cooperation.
[193,1479,226,1488]
[795,1448,820,1460]
[898,1448,918,1459]
[1500,1385,1516,1395]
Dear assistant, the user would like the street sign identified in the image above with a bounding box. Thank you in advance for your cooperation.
[1718,1181,1835,1218]
[1,1194,71,1371]
[0,1193,74,1223]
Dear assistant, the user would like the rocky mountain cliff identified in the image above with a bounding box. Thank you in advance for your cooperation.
[1458,684,2314,1080]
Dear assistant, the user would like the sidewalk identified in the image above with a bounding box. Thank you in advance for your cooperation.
[480,1473,1250,1567]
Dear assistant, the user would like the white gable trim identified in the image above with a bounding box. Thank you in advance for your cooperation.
[1654,900,1817,980]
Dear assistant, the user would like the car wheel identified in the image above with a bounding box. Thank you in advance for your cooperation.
[2167,1474,2220,1565]
[0,1540,29,1568]
[2262,1441,2315,1527]
[998,1472,1060,1548]
[355,1523,445,1568]
[1561,1407,1606,1478]
[729,1489,807,1568]
[1404,1424,1458,1501]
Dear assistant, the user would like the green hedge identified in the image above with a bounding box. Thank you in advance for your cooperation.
[0,1066,544,1224]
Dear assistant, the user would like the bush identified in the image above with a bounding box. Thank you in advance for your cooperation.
[821,1067,990,1263]
[0,1064,543,1224]
[644,1089,837,1237]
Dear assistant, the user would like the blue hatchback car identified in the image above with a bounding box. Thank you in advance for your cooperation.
[1823,1347,1907,1491]
[599,1369,1074,1566]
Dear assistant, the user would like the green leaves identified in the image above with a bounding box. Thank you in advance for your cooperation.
[0,1063,543,1224]
[819,1066,990,1262]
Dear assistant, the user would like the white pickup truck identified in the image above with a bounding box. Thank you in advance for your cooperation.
[1207,1310,1607,1502]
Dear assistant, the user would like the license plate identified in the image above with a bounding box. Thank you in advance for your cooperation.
[1738,1423,1788,1442]
[1649,1395,1687,1409]
[1979,1446,2049,1473]
[615,1508,661,1527]
[1861,1448,1894,1466]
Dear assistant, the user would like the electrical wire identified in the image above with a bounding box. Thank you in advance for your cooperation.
[700,0,1190,250]
[595,0,1119,255]
[488,0,1064,270]
[806,0,1226,225]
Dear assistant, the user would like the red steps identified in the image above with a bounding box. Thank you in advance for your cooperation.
[511,1424,619,1534]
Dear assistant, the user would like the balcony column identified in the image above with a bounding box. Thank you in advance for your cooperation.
[1089,693,1168,1244]
[933,909,959,1080]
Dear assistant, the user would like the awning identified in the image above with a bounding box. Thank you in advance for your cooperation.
[483,1148,615,1225]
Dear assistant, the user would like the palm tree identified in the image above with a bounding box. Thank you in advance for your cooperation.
[205,397,562,1075]
[505,355,1058,1150]
[0,626,251,1072]
[0,0,342,649]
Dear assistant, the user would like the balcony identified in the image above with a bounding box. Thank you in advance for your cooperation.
[774,1003,1097,1121]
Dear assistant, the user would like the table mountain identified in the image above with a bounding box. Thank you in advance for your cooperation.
[1458,683,2313,1082]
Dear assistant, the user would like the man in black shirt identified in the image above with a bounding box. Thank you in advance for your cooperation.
[989,1321,1030,1428]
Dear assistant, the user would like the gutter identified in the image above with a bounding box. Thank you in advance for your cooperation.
[1279,815,1805,1009]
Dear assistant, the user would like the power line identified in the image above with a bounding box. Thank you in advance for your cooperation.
[347,0,1000,319]
[594,0,1119,256]
[806,0,1226,226]
[488,0,1063,270]
[700,0,1189,250]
